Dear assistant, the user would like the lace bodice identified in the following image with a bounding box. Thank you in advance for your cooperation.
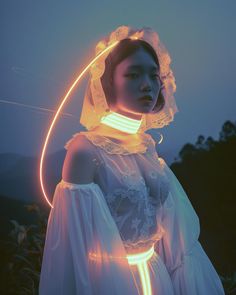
[104,167,169,253]
[64,131,170,253]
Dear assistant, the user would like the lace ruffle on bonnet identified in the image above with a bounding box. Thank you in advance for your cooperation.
[80,25,179,132]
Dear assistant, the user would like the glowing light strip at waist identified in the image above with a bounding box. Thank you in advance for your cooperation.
[88,244,155,295]
[126,244,154,265]
[126,244,155,295]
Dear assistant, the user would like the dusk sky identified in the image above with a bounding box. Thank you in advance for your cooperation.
[1,0,235,164]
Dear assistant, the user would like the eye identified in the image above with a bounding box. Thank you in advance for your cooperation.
[125,73,139,79]
[151,73,161,80]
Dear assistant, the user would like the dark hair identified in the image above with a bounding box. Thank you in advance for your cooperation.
[100,38,165,114]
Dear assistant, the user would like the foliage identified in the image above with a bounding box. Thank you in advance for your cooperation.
[177,120,236,161]
[220,272,236,294]
[1,204,47,295]
[171,120,236,294]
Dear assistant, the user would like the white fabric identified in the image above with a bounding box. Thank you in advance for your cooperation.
[39,132,225,294]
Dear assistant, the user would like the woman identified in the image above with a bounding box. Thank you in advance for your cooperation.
[39,26,225,294]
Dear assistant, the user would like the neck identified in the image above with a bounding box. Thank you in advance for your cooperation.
[100,111,143,134]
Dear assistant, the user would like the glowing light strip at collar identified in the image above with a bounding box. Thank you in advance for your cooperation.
[100,111,142,134]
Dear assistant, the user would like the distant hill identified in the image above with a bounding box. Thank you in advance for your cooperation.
[0,137,173,203]
[0,149,66,203]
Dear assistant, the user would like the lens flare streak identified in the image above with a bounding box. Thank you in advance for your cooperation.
[0,99,76,118]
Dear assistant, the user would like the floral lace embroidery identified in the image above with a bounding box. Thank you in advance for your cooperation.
[104,169,165,246]
[147,169,170,205]
[121,167,146,190]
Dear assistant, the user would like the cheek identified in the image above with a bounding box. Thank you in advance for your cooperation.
[115,79,135,97]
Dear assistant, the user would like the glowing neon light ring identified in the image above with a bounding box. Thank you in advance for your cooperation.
[40,35,141,208]
[39,39,127,208]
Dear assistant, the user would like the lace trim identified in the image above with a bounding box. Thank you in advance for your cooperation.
[64,131,155,155]
[84,132,154,155]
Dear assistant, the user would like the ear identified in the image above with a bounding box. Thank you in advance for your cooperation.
[100,74,116,108]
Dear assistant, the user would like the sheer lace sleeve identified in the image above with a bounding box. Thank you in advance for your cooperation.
[156,159,225,294]
[39,180,138,295]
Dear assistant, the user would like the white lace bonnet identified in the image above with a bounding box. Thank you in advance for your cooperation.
[80,25,179,133]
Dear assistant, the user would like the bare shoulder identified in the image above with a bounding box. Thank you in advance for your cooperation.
[62,133,97,184]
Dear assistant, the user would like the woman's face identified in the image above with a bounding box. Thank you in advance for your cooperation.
[110,47,162,120]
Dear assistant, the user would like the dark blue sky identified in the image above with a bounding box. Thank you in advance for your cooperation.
[1,0,235,164]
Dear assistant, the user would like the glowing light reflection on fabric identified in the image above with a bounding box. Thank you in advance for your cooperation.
[89,244,155,295]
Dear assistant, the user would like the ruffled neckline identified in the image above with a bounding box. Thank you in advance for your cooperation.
[64,131,156,155]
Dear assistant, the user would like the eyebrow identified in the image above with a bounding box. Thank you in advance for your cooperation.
[126,64,159,71]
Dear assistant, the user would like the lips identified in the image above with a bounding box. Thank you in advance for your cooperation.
[139,95,153,101]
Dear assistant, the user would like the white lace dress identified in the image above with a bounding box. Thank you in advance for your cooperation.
[39,131,225,295]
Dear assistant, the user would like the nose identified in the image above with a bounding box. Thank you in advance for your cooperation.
[141,84,151,92]
[140,77,152,92]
